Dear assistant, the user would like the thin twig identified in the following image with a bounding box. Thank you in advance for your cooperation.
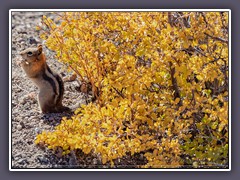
[112,87,125,99]
[204,33,228,44]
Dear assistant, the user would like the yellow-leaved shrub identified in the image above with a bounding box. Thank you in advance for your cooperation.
[35,12,229,168]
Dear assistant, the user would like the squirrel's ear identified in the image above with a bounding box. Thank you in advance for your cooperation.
[37,44,43,55]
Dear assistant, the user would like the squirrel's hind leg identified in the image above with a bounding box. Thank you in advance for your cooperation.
[56,105,72,113]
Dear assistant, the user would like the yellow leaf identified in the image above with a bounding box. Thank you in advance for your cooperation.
[183,41,190,48]
[153,149,158,156]
[196,75,203,81]
[174,98,180,104]
[102,157,107,164]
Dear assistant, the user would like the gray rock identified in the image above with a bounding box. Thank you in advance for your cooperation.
[17,124,22,131]
[28,37,39,45]
[34,127,41,134]
[93,158,98,165]
[17,158,28,165]
[49,116,54,121]
[37,155,49,164]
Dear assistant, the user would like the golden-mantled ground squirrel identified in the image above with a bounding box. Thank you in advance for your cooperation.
[19,45,70,113]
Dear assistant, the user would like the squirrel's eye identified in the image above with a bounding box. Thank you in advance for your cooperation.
[27,51,33,56]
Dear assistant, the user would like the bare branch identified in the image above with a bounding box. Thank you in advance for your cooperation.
[112,87,125,99]
[169,60,183,106]
[204,33,228,44]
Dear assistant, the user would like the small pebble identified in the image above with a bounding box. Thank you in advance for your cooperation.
[37,156,49,164]
[48,116,54,121]
[93,158,98,165]
[17,158,28,165]
[35,127,41,134]
[29,116,39,121]
[20,121,25,127]
[19,98,26,105]
[139,153,144,161]
[28,37,38,45]
[17,124,22,131]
